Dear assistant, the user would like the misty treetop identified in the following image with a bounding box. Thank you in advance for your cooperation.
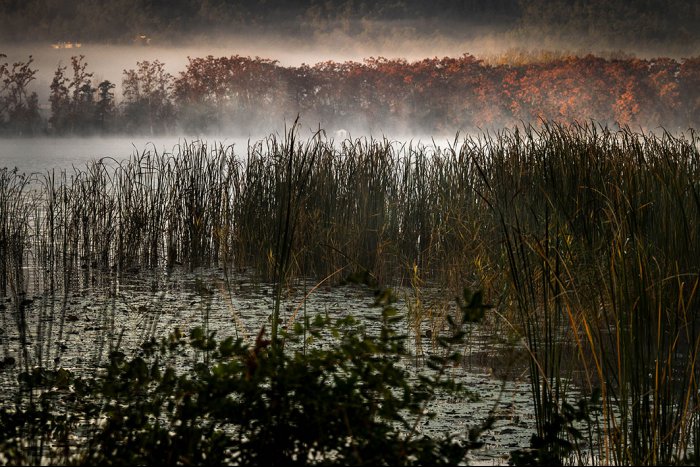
[2,52,700,136]
[0,54,42,135]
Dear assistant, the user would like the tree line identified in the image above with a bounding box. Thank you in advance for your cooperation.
[2,52,700,136]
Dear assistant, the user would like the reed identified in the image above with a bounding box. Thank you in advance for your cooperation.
[476,123,700,465]
[0,167,37,376]
[0,168,32,300]
[1,122,699,464]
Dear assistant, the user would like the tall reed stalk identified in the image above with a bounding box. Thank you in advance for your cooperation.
[2,122,700,464]
[476,123,700,465]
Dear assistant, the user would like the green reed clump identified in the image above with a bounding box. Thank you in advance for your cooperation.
[0,168,38,377]
[1,127,494,295]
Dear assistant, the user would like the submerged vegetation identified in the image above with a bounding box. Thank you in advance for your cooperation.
[1,121,700,464]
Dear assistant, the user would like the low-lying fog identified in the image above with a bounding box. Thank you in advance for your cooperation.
[2,9,699,173]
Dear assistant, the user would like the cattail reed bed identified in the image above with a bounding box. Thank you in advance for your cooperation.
[2,121,700,464]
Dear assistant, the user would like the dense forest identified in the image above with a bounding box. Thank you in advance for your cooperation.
[1,51,699,135]
[1,0,699,52]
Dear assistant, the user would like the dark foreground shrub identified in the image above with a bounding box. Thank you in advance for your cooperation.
[0,286,492,465]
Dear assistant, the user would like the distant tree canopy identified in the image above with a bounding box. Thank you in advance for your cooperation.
[1,0,699,52]
[3,51,700,136]
[516,0,700,49]
[0,54,42,135]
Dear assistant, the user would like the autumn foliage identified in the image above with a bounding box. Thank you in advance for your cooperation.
[167,53,700,133]
[3,52,700,135]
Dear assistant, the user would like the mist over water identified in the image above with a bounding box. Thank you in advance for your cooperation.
[0,130,466,175]
[0,136,249,173]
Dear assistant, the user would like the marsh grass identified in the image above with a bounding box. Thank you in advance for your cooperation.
[1,121,700,464]
[477,123,700,465]
[0,168,33,301]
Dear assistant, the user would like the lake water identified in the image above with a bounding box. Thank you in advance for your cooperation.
[0,133,463,174]
[0,136,253,174]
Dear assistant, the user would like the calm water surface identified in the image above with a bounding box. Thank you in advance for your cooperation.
[0,136,256,173]
[0,133,460,173]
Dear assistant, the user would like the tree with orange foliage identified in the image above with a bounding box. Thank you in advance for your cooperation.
[173,55,286,133]
[678,57,700,128]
